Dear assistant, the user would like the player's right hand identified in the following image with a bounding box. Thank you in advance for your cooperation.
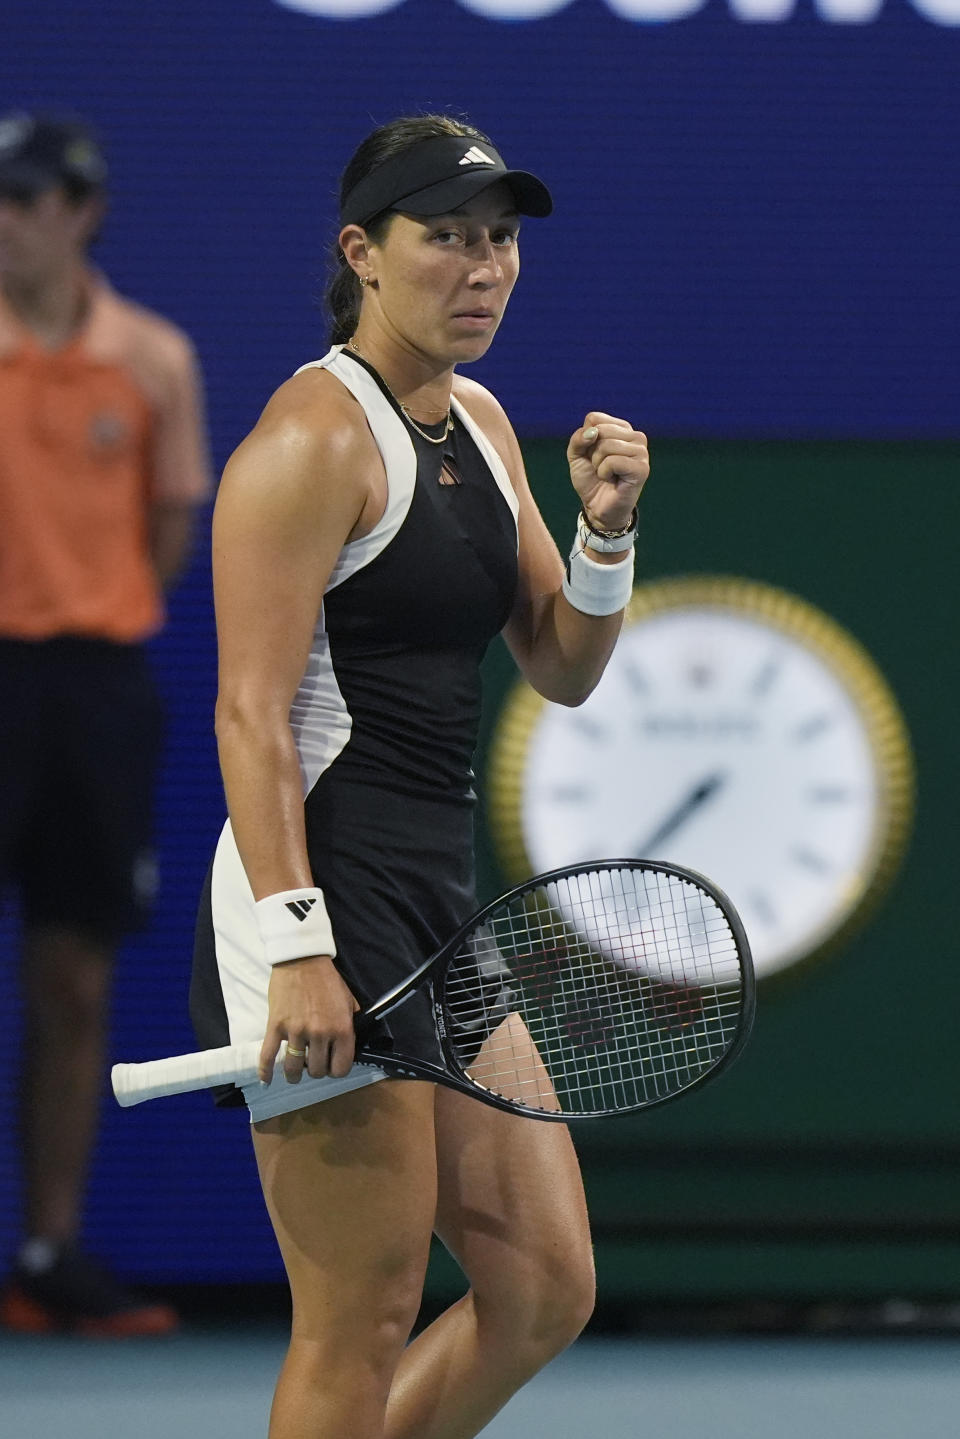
[258,956,360,1084]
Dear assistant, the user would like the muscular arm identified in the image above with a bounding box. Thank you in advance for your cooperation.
[211,371,378,1080]
[504,463,627,707]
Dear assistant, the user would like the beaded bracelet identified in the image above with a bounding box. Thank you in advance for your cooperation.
[577,509,638,554]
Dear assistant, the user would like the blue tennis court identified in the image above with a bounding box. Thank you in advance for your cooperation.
[3,1328,959,1439]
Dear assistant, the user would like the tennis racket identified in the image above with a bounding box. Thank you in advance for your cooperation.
[112,859,755,1121]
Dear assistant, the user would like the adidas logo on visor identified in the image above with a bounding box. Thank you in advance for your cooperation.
[459,146,496,167]
[285,898,317,922]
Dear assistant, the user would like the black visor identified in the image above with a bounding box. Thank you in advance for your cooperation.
[340,135,552,229]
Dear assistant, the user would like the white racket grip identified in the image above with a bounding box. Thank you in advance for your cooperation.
[111,1041,265,1106]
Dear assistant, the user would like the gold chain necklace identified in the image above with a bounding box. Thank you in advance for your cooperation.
[348,338,452,445]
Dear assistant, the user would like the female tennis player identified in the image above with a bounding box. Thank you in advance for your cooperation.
[190,114,649,1439]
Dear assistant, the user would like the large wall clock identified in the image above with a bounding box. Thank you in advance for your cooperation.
[488,576,914,980]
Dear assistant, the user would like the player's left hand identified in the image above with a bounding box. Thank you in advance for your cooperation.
[567,412,650,531]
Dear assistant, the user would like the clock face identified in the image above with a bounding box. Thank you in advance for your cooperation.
[494,580,913,980]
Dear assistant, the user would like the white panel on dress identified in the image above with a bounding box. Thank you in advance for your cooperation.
[289,346,420,794]
[209,818,387,1120]
[294,346,418,590]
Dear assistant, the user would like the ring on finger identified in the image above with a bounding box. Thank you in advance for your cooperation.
[285,1044,307,1059]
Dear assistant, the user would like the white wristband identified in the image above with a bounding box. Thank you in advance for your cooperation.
[254,888,337,966]
[562,541,635,616]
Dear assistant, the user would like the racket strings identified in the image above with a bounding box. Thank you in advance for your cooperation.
[440,865,746,1116]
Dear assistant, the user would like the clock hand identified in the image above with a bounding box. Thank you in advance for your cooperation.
[634,772,728,857]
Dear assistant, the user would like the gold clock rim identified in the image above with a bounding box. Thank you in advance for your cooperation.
[486,574,915,983]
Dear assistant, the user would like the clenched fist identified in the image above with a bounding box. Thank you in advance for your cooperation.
[567,412,650,532]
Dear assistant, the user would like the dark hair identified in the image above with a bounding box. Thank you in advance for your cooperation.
[325,114,492,345]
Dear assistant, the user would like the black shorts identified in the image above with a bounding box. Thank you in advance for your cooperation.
[0,637,165,944]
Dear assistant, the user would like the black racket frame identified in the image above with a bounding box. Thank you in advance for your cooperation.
[352,858,757,1122]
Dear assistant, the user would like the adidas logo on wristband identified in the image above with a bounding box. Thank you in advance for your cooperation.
[255,889,336,965]
[285,897,317,922]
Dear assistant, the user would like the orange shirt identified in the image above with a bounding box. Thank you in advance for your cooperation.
[0,271,211,643]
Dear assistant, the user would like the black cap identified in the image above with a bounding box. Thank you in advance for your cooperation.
[340,135,552,229]
[0,112,108,196]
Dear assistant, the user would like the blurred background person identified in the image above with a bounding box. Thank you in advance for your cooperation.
[0,111,211,1336]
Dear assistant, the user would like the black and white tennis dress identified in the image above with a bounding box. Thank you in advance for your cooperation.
[189,346,519,1121]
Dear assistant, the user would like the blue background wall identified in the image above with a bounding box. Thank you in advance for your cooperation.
[1,0,957,1293]
[3,0,958,443]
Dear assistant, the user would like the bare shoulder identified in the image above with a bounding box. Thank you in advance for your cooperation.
[254,366,373,468]
[220,366,377,519]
